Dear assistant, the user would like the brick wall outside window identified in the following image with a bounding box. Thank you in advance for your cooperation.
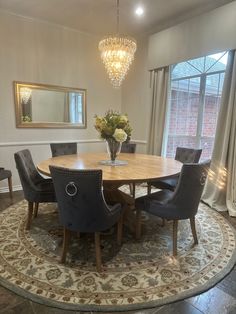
[166,90,219,159]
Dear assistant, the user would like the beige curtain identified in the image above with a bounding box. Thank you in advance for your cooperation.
[147,67,170,155]
[202,50,236,217]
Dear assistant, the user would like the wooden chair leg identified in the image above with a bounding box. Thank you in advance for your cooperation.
[173,220,178,256]
[34,202,39,218]
[129,183,133,196]
[95,232,102,272]
[129,182,136,198]
[61,227,70,264]
[147,183,152,195]
[190,216,198,244]
[132,183,136,198]
[26,201,34,230]
[135,208,142,239]
[8,176,13,199]
[117,214,123,246]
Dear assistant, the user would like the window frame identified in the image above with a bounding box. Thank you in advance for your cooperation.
[163,61,226,158]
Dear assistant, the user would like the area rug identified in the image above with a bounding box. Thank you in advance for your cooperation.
[0,186,236,312]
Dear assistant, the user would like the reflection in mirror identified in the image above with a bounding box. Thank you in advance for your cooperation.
[14,81,87,128]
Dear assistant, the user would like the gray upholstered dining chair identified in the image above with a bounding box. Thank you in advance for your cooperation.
[121,142,137,154]
[49,166,123,272]
[148,147,202,194]
[136,161,210,256]
[0,167,13,198]
[14,149,56,230]
[50,142,77,157]
[121,142,137,197]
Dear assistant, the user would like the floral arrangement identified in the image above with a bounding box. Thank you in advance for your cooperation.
[21,115,32,122]
[94,110,132,143]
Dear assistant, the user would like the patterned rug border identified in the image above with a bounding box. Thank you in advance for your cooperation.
[0,200,236,312]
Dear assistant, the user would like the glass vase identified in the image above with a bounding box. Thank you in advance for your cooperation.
[106,138,122,163]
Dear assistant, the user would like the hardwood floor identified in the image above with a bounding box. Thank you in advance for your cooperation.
[0,191,235,314]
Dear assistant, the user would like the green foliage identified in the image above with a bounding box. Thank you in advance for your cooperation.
[22,115,32,122]
[94,110,132,142]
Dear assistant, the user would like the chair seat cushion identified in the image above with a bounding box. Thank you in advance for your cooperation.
[135,189,189,220]
[0,169,12,181]
[36,178,54,192]
[33,179,56,202]
[136,189,173,211]
[151,176,178,191]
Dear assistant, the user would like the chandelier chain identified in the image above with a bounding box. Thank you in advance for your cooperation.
[116,0,119,34]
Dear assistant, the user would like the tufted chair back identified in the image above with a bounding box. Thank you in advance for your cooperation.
[14,150,44,200]
[147,147,203,194]
[175,147,202,164]
[50,142,77,157]
[14,149,55,230]
[49,166,121,233]
[121,142,137,154]
[149,163,209,220]
[14,149,55,203]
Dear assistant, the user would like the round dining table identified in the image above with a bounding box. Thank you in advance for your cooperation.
[37,152,182,235]
[37,152,182,184]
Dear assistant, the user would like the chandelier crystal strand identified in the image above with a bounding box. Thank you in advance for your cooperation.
[98,0,137,88]
[20,87,32,104]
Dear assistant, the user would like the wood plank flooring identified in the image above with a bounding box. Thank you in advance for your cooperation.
[0,191,235,314]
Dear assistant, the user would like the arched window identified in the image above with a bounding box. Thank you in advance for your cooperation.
[163,51,228,159]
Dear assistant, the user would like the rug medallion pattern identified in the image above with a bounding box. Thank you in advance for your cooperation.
[0,187,235,311]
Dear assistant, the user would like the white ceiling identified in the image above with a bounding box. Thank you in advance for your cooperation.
[0,0,233,36]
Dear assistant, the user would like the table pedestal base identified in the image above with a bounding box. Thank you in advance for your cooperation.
[103,184,137,235]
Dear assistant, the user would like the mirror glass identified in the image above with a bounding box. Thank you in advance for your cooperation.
[14,81,87,128]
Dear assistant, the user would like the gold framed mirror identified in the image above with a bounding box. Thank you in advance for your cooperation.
[14,81,87,128]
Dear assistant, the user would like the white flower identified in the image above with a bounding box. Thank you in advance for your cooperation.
[119,115,128,126]
[113,128,127,142]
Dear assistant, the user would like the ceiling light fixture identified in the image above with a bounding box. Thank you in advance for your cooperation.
[135,6,144,16]
[98,0,137,88]
[20,87,32,104]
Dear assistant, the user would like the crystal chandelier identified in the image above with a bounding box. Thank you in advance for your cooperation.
[98,0,137,88]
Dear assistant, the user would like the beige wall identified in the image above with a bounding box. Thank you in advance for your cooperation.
[0,11,121,190]
[121,36,150,153]
[148,1,236,70]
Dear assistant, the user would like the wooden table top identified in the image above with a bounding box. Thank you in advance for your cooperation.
[37,153,182,183]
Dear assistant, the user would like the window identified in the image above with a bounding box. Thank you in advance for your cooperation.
[69,92,84,124]
[163,52,228,159]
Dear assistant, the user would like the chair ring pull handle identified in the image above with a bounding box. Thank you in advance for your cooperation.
[65,182,78,196]
[200,173,207,186]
